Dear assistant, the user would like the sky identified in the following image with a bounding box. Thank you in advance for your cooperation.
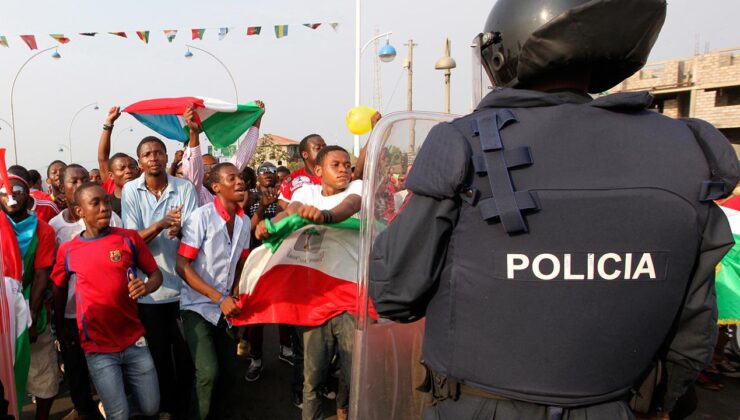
[0,0,738,173]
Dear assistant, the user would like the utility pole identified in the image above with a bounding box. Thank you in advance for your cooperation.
[372,26,383,111]
[404,39,418,155]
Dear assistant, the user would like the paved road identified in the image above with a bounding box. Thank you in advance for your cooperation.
[23,325,740,419]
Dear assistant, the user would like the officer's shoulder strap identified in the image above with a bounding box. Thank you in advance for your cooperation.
[681,118,740,201]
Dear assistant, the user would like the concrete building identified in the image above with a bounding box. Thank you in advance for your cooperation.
[612,47,740,155]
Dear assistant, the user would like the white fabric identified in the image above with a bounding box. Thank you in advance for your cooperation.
[4,277,31,362]
[48,210,122,318]
[290,180,363,214]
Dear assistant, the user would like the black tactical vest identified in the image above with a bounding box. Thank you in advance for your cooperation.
[418,89,738,406]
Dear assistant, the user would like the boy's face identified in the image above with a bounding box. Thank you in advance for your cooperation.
[212,165,247,203]
[316,151,352,190]
[75,186,112,231]
[110,157,138,188]
[0,179,29,218]
[47,162,66,191]
[63,168,90,205]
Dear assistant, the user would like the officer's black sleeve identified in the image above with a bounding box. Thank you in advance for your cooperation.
[369,122,470,321]
[661,204,732,411]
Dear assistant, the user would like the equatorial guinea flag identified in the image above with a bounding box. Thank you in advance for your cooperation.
[717,198,740,325]
[123,97,264,148]
[232,214,376,327]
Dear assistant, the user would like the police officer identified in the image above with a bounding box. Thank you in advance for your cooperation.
[368,0,740,419]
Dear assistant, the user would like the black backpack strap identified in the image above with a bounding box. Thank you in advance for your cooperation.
[470,109,539,234]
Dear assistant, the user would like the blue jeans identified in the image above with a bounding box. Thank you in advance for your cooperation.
[86,341,160,420]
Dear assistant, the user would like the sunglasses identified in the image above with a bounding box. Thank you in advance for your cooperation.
[258,167,277,175]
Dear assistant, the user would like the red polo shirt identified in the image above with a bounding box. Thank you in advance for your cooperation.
[278,167,322,202]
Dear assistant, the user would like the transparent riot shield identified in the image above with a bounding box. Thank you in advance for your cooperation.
[351,111,459,420]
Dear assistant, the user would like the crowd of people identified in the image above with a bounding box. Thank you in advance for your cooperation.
[1,101,382,420]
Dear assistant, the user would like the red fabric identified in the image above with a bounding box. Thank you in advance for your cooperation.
[279,167,322,201]
[240,248,251,259]
[33,199,60,224]
[177,243,199,260]
[213,196,244,222]
[122,97,205,115]
[232,265,377,327]
[30,190,52,202]
[34,220,55,269]
[0,212,22,281]
[51,228,158,353]
[102,178,116,194]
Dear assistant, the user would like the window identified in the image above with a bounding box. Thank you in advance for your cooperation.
[715,86,740,107]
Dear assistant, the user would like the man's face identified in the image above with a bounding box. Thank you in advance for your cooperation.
[110,157,138,188]
[277,170,289,185]
[75,186,112,231]
[89,169,101,184]
[212,165,247,203]
[316,151,352,190]
[0,179,29,218]
[203,155,218,173]
[47,162,66,191]
[303,136,327,166]
[63,168,90,206]
[138,142,168,177]
[257,166,277,188]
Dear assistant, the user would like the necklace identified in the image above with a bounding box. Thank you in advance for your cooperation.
[146,181,168,199]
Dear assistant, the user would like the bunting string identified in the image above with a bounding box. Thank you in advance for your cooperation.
[0,21,339,50]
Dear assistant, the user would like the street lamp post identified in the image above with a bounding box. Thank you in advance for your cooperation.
[10,47,61,164]
[113,126,134,146]
[435,38,457,113]
[185,45,238,103]
[67,102,99,162]
[354,28,396,156]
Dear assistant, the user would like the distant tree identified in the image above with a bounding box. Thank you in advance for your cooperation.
[249,134,290,167]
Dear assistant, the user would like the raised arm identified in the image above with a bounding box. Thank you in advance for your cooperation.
[98,107,121,182]
[181,106,205,192]
[231,100,265,171]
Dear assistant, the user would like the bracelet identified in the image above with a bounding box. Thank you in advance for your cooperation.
[321,209,333,224]
[216,294,228,306]
[102,123,114,131]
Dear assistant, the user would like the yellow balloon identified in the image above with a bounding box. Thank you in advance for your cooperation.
[346,106,377,135]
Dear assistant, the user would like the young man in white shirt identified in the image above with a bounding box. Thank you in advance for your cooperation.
[176,162,251,420]
[256,145,361,420]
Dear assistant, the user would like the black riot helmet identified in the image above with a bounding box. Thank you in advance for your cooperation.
[477,0,667,93]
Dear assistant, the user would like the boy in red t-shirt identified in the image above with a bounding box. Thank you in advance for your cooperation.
[51,183,163,420]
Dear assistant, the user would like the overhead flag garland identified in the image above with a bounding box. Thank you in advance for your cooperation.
[164,29,178,43]
[136,31,150,44]
[49,34,70,44]
[192,28,206,40]
[19,35,37,50]
[274,25,288,39]
[0,22,339,50]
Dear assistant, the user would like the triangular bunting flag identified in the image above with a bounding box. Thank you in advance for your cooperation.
[192,28,205,40]
[274,25,288,39]
[136,31,150,44]
[247,26,262,36]
[0,36,8,48]
[109,32,127,38]
[163,29,178,43]
[19,35,37,50]
[330,22,339,31]
[49,34,70,44]
[79,32,97,37]
[218,27,229,40]
[303,23,322,30]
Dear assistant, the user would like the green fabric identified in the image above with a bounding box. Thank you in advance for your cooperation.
[263,214,361,253]
[717,233,740,324]
[21,234,47,335]
[14,328,30,415]
[201,102,265,148]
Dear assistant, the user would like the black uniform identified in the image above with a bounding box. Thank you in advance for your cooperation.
[369,87,740,418]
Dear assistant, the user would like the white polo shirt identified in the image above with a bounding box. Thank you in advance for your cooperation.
[178,197,251,326]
